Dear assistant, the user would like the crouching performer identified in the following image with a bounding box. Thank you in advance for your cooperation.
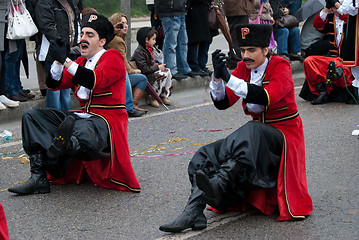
[8,13,140,195]
[159,24,312,233]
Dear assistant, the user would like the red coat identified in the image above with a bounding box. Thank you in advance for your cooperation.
[0,202,9,240]
[48,49,141,192]
[223,56,313,220]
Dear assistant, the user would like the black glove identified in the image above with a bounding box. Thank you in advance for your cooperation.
[325,0,338,8]
[212,49,230,82]
[48,38,67,64]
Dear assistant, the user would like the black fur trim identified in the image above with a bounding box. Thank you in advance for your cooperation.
[212,93,231,110]
[46,71,62,89]
[244,84,268,106]
[72,65,95,89]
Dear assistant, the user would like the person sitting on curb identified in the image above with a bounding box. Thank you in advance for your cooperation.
[159,24,312,233]
[107,12,149,117]
[8,13,140,195]
[131,27,173,108]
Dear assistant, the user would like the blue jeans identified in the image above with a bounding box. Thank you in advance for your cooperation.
[4,39,25,96]
[126,73,134,111]
[274,27,301,55]
[187,41,211,72]
[129,73,147,91]
[46,88,71,111]
[44,61,71,111]
[161,15,191,75]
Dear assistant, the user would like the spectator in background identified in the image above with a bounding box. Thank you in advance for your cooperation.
[283,0,302,15]
[132,27,173,107]
[0,0,20,109]
[4,0,35,102]
[300,11,329,58]
[35,0,81,111]
[154,0,197,80]
[270,0,304,62]
[107,12,148,117]
[223,0,256,69]
[249,0,276,51]
[186,0,218,76]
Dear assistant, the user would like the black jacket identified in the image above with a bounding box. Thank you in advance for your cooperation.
[154,0,186,17]
[35,0,80,61]
[131,44,159,84]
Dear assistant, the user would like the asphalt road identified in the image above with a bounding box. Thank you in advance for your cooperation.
[1,78,359,239]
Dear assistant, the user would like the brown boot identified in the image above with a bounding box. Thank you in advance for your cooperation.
[132,88,148,112]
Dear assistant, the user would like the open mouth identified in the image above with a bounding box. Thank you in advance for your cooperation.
[80,43,89,51]
[80,42,89,50]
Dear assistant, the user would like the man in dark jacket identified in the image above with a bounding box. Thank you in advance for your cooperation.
[35,0,81,111]
[154,0,196,80]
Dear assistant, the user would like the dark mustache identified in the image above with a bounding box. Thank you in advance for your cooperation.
[243,58,255,62]
[80,40,90,45]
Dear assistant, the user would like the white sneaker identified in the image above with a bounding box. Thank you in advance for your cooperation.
[0,102,6,110]
[0,95,19,107]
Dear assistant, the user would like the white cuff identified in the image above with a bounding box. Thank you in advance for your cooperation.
[50,61,64,81]
[209,73,226,101]
[67,62,79,76]
[226,75,248,99]
[320,10,328,21]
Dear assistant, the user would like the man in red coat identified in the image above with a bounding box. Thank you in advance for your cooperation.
[8,13,140,195]
[0,202,9,240]
[159,24,312,233]
[300,5,358,104]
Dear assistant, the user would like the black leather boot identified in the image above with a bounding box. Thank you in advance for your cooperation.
[311,83,329,105]
[8,152,50,195]
[196,160,247,207]
[159,179,207,233]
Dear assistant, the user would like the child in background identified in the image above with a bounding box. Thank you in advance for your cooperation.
[131,27,172,108]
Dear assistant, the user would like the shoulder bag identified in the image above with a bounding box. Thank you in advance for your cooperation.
[248,2,264,24]
[208,0,224,30]
[6,0,38,40]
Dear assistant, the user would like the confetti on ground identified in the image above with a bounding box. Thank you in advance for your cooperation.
[197,128,233,132]
[133,151,196,158]
[0,148,24,157]
[118,193,151,206]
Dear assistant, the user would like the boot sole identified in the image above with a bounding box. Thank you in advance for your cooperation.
[325,61,336,87]
[47,115,76,158]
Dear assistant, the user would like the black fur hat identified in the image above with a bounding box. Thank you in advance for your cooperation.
[136,27,152,47]
[82,13,115,44]
[235,24,272,47]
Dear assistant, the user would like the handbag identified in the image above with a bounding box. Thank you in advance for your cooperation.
[275,14,299,28]
[274,0,299,28]
[6,0,38,40]
[248,2,264,24]
[208,1,224,30]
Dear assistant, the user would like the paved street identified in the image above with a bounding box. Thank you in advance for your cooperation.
[1,17,359,240]
[1,84,359,239]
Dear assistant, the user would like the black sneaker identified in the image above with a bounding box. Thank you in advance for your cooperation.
[186,71,201,77]
[20,91,35,99]
[127,108,145,117]
[173,73,187,80]
[47,115,76,158]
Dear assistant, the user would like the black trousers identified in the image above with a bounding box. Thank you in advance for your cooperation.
[22,108,110,177]
[188,121,283,208]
